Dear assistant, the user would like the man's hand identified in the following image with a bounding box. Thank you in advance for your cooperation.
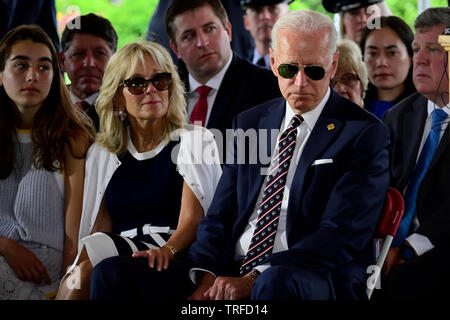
[1,239,51,285]
[188,272,216,300]
[383,247,405,277]
[204,276,254,300]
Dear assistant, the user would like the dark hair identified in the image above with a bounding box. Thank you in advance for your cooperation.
[414,7,450,31]
[165,0,229,43]
[61,13,118,53]
[360,16,414,59]
[360,16,416,103]
[0,25,95,179]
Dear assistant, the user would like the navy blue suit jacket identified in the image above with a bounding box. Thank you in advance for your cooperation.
[0,0,60,51]
[188,90,390,298]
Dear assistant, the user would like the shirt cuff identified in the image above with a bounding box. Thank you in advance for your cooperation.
[189,268,216,285]
[406,233,434,256]
[254,263,270,274]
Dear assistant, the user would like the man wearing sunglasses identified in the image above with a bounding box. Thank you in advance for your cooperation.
[185,10,389,300]
[165,0,281,161]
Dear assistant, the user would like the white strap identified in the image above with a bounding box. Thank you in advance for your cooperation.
[142,224,170,235]
[120,228,138,238]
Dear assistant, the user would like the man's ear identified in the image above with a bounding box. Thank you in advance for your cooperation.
[269,47,277,76]
[330,50,339,80]
[243,14,250,32]
[59,51,66,72]
[170,41,181,59]
[226,21,232,42]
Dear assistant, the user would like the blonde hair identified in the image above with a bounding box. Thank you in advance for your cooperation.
[336,39,368,100]
[96,42,187,155]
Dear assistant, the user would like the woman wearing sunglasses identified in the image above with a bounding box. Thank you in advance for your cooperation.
[331,39,368,107]
[0,25,94,299]
[57,41,222,299]
[360,16,416,119]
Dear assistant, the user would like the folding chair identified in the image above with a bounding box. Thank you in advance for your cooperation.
[366,187,404,299]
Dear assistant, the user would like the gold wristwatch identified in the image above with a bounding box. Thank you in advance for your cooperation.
[163,244,177,257]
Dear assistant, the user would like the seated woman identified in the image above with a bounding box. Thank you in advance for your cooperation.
[331,39,368,107]
[0,25,94,300]
[56,42,222,299]
[360,16,416,119]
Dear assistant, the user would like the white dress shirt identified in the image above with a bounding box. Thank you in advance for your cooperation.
[406,100,449,256]
[186,54,233,126]
[252,48,270,68]
[69,89,99,106]
[189,88,331,282]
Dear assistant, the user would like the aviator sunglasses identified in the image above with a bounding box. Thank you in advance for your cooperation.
[277,63,326,81]
[123,72,172,95]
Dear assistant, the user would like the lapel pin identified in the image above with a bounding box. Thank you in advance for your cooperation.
[327,123,335,131]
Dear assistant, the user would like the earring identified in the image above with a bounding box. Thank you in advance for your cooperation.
[113,108,127,122]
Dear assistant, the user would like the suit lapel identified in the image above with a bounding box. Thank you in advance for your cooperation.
[247,100,286,215]
[206,55,240,129]
[402,96,428,177]
[286,92,344,237]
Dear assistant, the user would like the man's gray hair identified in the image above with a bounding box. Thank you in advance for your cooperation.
[414,7,450,31]
[271,10,337,57]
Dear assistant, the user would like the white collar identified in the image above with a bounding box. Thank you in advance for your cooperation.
[426,99,450,117]
[283,87,331,132]
[70,89,99,106]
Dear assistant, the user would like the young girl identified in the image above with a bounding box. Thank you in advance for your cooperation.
[0,25,94,299]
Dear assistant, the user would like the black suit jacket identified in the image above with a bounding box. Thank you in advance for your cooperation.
[189,90,390,299]
[383,92,450,246]
[182,53,281,159]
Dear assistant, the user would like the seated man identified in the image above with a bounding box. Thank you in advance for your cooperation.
[241,0,290,68]
[90,9,389,300]
[59,13,118,131]
[382,7,450,299]
[165,0,281,162]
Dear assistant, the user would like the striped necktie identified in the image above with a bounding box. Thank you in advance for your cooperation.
[240,114,303,276]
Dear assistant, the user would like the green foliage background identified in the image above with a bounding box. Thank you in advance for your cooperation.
[56,0,448,50]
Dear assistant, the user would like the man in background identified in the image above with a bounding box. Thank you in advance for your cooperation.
[241,0,290,68]
[60,13,118,131]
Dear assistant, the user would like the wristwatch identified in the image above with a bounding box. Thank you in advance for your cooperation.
[400,243,415,260]
[245,270,260,282]
[163,244,178,257]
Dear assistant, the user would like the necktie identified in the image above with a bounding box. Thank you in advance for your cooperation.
[256,57,266,67]
[393,108,448,247]
[240,114,303,276]
[190,86,212,126]
[76,100,90,112]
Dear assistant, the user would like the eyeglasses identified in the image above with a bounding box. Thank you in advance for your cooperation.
[123,72,172,95]
[330,73,360,88]
[277,63,326,81]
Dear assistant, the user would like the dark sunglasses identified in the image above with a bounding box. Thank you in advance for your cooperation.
[123,72,172,95]
[277,63,326,81]
[330,73,360,88]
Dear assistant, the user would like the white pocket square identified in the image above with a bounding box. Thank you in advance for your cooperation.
[311,159,333,166]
